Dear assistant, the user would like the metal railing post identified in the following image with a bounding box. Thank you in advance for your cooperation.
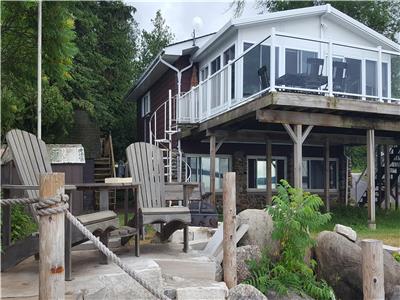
[377,46,383,102]
[328,41,333,97]
[270,27,276,92]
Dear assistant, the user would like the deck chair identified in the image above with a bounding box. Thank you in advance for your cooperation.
[3,129,121,278]
[258,65,270,90]
[332,61,348,92]
[126,142,193,256]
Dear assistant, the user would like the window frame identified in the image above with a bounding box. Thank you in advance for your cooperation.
[184,153,232,192]
[246,155,287,192]
[141,91,151,117]
[302,157,339,192]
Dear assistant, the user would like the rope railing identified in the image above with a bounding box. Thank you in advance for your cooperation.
[1,190,170,300]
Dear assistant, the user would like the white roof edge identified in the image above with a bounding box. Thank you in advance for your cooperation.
[194,4,400,59]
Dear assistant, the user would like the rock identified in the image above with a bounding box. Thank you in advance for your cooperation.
[315,231,400,300]
[334,224,357,242]
[176,282,228,300]
[237,209,279,258]
[388,285,400,300]
[266,290,314,300]
[228,284,267,300]
[236,245,262,283]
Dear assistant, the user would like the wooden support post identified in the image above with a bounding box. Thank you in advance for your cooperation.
[324,139,330,212]
[367,129,376,230]
[223,172,237,289]
[377,145,382,204]
[361,239,384,300]
[396,181,399,211]
[294,125,303,189]
[266,140,272,205]
[39,173,65,300]
[2,203,11,248]
[384,145,390,210]
[210,134,216,206]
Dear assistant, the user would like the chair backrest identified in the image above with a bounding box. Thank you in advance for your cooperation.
[6,129,52,200]
[258,65,269,90]
[306,58,324,76]
[126,142,165,209]
[332,61,348,91]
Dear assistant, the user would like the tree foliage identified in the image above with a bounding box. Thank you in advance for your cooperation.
[1,1,76,141]
[245,180,334,299]
[231,0,400,42]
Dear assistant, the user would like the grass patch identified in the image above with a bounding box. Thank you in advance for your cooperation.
[313,206,400,247]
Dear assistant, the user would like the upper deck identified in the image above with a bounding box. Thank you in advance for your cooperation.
[177,29,400,125]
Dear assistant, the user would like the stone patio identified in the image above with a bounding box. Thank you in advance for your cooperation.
[1,229,228,300]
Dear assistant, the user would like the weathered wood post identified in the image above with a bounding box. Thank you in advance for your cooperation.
[39,173,65,300]
[223,172,237,289]
[361,239,384,300]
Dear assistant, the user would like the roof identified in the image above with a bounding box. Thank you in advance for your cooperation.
[125,33,215,102]
[194,4,400,60]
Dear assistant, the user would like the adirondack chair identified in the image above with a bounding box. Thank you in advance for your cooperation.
[2,129,125,278]
[126,142,195,256]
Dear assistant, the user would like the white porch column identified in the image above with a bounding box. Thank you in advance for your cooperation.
[367,129,376,230]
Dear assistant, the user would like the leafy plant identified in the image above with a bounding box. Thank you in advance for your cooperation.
[393,252,400,263]
[10,205,37,242]
[245,180,335,300]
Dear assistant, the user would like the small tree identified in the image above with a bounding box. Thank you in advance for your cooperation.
[246,180,335,300]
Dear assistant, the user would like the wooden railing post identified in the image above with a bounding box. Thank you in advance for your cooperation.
[361,239,384,300]
[223,172,237,289]
[39,173,65,300]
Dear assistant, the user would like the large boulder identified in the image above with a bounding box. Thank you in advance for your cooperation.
[228,284,268,300]
[315,231,400,300]
[237,209,279,258]
[236,245,262,283]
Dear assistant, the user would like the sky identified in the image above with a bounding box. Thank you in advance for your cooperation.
[128,0,259,42]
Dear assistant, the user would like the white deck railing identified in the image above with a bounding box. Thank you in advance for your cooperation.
[177,28,400,124]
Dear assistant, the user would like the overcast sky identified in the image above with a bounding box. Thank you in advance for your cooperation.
[127,0,259,42]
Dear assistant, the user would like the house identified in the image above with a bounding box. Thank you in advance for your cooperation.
[125,5,400,227]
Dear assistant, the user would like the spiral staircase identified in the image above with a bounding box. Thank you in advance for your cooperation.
[148,91,191,182]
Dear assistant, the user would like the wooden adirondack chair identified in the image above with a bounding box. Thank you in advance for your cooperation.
[126,142,196,256]
[2,129,124,278]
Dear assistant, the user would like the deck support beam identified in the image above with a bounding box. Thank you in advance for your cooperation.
[210,134,216,206]
[324,139,330,212]
[367,129,376,230]
[266,139,272,205]
[384,145,391,210]
[283,124,313,188]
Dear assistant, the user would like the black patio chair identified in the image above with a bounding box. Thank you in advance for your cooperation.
[258,65,270,90]
[332,61,348,92]
[304,58,327,89]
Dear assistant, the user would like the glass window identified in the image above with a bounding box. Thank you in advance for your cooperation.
[200,66,209,81]
[247,157,286,190]
[141,92,150,117]
[223,45,235,99]
[186,155,230,192]
[285,49,317,74]
[302,158,338,190]
[366,60,377,96]
[243,43,279,97]
[211,57,221,75]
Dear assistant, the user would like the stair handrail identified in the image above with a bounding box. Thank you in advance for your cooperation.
[108,132,116,177]
[355,165,368,203]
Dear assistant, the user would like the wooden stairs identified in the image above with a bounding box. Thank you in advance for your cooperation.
[94,133,116,210]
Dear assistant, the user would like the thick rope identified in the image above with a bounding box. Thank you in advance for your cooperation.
[35,194,69,216]
[65,211,170,300]
[1,197,39,206]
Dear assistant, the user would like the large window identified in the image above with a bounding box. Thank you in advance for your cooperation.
[200,66,209,81]
[302,158,338,190]
[366,60,377,96]
[223,45,235,99]
[141,92,150,117]
[211,56,221,75]
[243,43,279,97]
[186,155,231,192]
[247,157,286,190]
[285,49,317,75]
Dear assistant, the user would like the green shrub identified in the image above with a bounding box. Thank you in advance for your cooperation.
[245,180,335,300]
[10,205,37,241]
[393,252,400,263]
